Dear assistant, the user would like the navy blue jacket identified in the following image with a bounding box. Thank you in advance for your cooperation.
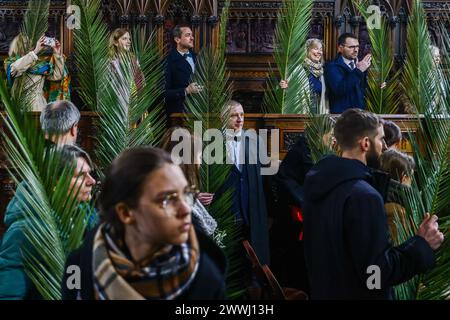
[303,155,436,300]
[324,55,367,113]
[164,48,196,115]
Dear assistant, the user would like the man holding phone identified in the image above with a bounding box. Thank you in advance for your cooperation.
[324,33,371,114]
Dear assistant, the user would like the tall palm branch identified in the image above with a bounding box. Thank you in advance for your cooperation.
[393,112,450,299]
[385,2,450,299]
[401,0,437,114]
[263,0,314,114]
[184,0,244,298]
[0,65,92,300]
[72,0,110,112]
[353,0,399,114]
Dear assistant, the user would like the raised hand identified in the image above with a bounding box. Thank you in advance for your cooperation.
[197,192,214,206]
[356,54,372,72]
[33,36,46,55]
[185,82,203,95]
[279,79,289,90]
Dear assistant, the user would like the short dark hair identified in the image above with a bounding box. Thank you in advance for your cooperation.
[98,147,173,238]
[380,149,415,182]
[338,33,358,46]
[383,120,402,148]
[334,108,381,151]
[40,100,80,135]
[172,24,191,40]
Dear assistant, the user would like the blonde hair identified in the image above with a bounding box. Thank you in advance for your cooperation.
[108,28,130,58]
[8,34,31,57]
[221,100,243,120]
[305,38,323,61]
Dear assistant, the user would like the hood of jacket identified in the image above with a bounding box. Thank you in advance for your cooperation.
[304,155,373,202]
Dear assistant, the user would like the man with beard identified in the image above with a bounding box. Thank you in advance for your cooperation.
[325,33,371,113]
[302,108,444,299]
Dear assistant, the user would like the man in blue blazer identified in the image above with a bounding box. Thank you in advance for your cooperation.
[324,33,372,114]
[164,25,202,115]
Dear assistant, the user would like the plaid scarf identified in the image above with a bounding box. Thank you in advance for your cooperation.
[92,223,200,300]
[4,54,71,102]
[303,57,324,78]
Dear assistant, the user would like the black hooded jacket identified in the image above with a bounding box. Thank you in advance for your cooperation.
[303,155,436,300]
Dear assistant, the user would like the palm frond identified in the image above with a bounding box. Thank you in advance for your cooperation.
[395,40,450,298]
[21,0,49,46]
[263,0,314,114]
[353,0,399,114]
[401,0,436,114]
[72,0,110,111]
[184,0,245,298]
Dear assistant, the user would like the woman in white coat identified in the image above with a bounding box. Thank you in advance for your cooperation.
[5,34,67,111]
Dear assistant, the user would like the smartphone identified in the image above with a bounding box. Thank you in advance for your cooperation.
[43,37,56,47]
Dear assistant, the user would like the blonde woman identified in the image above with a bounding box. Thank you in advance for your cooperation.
[429,45,447,114]
[5,34,69,111]
[108,28,144,92]
[280,38,328,114]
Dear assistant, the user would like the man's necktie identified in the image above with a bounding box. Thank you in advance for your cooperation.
[233,136,241,171]
[349,61,355,70]
[183,52,195,72]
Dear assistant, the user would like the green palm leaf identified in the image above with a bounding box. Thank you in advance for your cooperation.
[185,0,245,298]
[353,0,399,114]
[393,19,450,296]
[72,0,110,112]
[401,0,436,114]
[21,0,49,46]
[263,0,314,114]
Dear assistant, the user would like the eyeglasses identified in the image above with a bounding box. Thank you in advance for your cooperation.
[343,45,360,50]
[158,186,199,216]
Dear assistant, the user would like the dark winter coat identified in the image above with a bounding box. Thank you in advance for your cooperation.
[303,155,436,300]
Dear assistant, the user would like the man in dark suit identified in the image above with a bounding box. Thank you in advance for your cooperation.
[324,33,371,114]
[164,25,202,115]
[214,100,270,267]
